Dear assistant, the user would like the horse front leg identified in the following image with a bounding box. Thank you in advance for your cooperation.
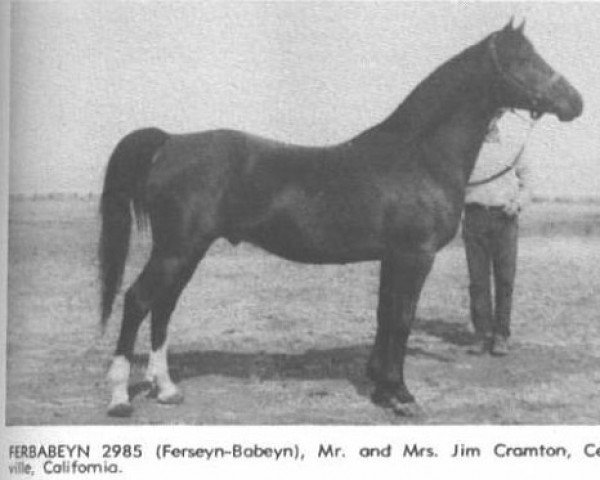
[367,249,434,416]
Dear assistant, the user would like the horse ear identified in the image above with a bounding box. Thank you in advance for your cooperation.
[504,16,515,31]
[517,19,526,33]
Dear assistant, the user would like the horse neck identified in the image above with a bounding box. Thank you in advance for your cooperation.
[424,96,499,191]
[358,38,496,143]
[354,36,501,189]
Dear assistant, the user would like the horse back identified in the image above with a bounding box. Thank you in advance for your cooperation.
[145,128,460,261]
[144,129,330,237]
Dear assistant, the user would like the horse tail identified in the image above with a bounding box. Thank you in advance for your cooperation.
[99,127,169,328]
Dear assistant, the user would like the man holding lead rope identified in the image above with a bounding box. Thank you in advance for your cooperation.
[463,109,537,356]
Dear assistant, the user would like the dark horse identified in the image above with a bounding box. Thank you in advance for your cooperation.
[99,21,582,417]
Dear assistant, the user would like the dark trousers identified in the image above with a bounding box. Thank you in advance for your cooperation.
[462,204,519,339]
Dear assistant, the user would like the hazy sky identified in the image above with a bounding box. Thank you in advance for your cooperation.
[9,1,600,197]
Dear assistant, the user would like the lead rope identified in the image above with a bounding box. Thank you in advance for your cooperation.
[467,116,537,187]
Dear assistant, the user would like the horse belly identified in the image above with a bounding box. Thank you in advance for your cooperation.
[240,218,379,263]
[238,193,385,264]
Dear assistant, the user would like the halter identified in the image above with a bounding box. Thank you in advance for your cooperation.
[488,32,563,117]
[466,34,559,188]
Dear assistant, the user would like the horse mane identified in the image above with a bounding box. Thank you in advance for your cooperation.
[359,33,494,141]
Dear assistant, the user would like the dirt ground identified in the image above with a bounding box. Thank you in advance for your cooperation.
[5,197,600,425]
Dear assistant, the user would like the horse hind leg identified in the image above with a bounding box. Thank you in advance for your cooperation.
[106,243,208,416]
[107,258,159,417]
[144,261,196,405]
[143,242,212,405]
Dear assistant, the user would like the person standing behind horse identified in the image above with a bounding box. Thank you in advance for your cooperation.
[463,109,536,356]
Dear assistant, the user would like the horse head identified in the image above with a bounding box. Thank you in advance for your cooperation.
[489,19,583,121]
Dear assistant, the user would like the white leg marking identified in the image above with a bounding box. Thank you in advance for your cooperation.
[147,335,182,403]
[107,355,130,408]
[145,350,157,384]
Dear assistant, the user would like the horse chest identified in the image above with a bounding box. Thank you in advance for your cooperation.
[380,183,462,251]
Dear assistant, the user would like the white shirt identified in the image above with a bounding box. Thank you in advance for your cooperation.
[466,110,535,208]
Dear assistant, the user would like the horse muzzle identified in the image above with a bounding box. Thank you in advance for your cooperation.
[548,76,584,122]
[556,89,583,121]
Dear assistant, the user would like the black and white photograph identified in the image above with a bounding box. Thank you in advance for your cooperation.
[3,0,600,438]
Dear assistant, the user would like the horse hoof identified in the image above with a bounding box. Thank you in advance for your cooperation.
[389,399,423,417]
[107,402,133,418]
[371,389,422,417]
[157,390,184,405]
